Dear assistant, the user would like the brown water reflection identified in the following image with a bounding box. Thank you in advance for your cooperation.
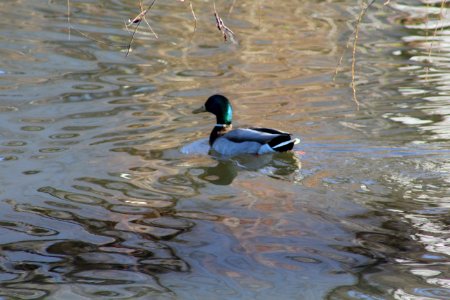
[0,0,449,299]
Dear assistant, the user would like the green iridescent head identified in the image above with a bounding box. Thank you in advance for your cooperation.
[203,94,233,125]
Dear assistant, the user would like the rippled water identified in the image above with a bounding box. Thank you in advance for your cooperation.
[0,0,449,299]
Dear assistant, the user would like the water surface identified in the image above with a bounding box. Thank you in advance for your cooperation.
[0,0,449,299]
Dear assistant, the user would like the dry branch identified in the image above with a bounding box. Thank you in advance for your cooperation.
[213,1,236,43]
[335,0,376,110]
[125,0,158,56]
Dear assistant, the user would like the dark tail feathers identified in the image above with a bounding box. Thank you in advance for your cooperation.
[268,134,298,152]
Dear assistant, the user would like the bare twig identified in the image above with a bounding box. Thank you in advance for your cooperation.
[67,0,71,40]
[71,27,128,48]
[257,0,262,28]
[178,0,197,35]
[351,3,366,110]
[127,0,158,39]
[126,0,158,56]
[334,0,373,81]
[334,25,358,81]
[425,0,447,80]
[213,1,236,43]
[65,1,125,47]
[186,0,198,46]
[228,0,237,15]
[126,25,140,56]
[65,0,142,52]
[336,0,375,110]
[189,1,198,34]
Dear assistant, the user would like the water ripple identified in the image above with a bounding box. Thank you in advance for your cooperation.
[1,0,449,299]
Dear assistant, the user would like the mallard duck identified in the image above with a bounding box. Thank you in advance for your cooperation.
[193,94,300,156]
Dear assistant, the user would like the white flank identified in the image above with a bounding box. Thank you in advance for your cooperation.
[272,138,301,149]
[257,144,276,155]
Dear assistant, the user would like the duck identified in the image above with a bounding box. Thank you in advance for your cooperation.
[193,94,300,156]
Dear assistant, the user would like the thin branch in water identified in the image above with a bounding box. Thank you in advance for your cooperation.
[67,0,71,40]
[128,0,158,38]
[126,0,158,56]
[333,0,367,81]
[337,0,375,110]
[213,1,236,43]
[141,15,158,39]
[179,0,197,41]
[70,27,128,48]
[125,23,140,56]
[228,0,237,15]
[189,1,198,34]
[257,0,262,28]
[333,25,358,82]
[66,0,129,48]
[425,0,447,80]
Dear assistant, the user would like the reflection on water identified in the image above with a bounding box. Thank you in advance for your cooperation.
[0,0,449,299]
[182,138,302,185]
[328,1,450,299]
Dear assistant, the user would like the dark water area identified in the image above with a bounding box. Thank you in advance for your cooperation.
[0,0,449,299]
